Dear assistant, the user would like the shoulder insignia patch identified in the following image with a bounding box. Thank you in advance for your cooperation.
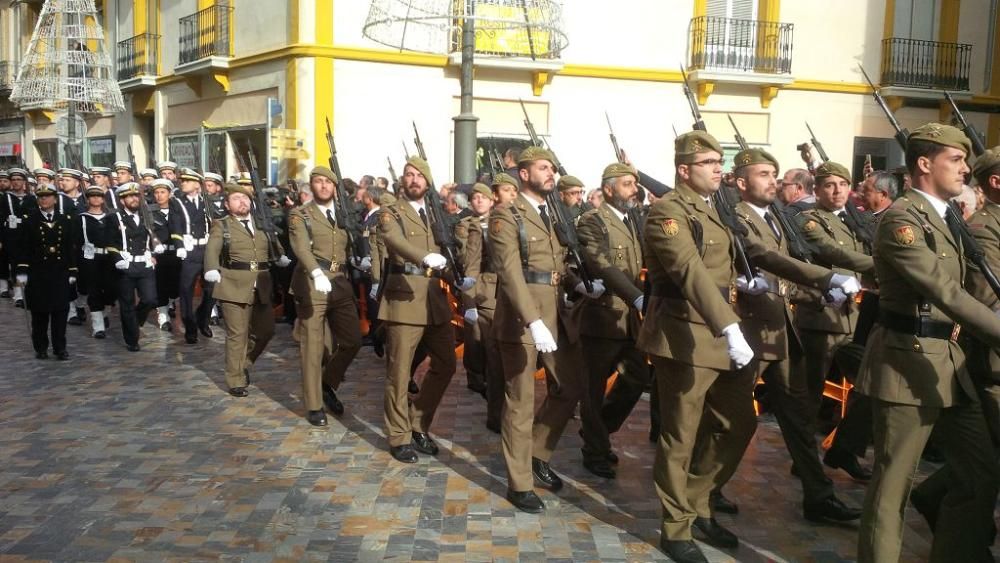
[491,218,503,235]
[893,225,915,245]
[803,220,817,232]
[379,213,393,228]
[662,218,680,237]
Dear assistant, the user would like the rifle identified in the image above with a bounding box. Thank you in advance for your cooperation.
[231,139,281,261]
[606,111,623,162]
[680,66,755,282]
[858,64,911,151]
[727,114,749,151]
[944,91,986,157]
[402,141,411,159]
[128,143,161,250]
[411,122,466,281]
[387,156,398,185]
[805,121,830,163]
[518,101,595,292]
[323,117,365,266]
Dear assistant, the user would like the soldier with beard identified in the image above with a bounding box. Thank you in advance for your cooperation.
[106,183,160,351]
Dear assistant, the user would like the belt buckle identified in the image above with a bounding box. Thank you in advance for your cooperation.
[550,271,561,286]
[249,260,258,272]
[778,280,788,297]
[729,284,737,304]
[951,323,962,342]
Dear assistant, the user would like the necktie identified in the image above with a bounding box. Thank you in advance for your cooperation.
[623,214,637,240]
[240,219,253,235]
[45,213,52,222]
[326,208,336,228]
[418,207,428,228]
[764,211,782,242]
[838,211,848,224]
[538,204,551,231]
[945,205,965,248]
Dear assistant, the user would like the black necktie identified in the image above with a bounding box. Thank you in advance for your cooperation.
[326,209,336,228]
[45,213,52,222]
[240,219,252,235]
[418,207,428,228]
[838,211,848,223]
[538,204,551,231]
[764,211,781,242]
[945,205,965,248]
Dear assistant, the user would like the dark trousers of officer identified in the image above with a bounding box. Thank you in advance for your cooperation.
[579,336,648,462]
[31,309,68,354]
[155,254,180,307]
[178,247,214,336]
[79,256,117,312]
[0,244,8,283]
[118,268,157,347]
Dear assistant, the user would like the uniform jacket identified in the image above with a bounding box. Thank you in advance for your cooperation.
[287,201,356,307]
[455,213,498,313]
[168,193,211,245]
[105,210,154,274]
[16,209,77,312]
[962,201,1000,385]
[205,215,278,305]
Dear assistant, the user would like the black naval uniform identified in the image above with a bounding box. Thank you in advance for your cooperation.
[16,208,77,358]
[152,202,180,319]
[74,212,117,326]
[106,209,157,350]
[1,191,37,298]
[169,192,215,342]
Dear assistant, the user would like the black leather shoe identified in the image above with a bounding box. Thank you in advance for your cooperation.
[408,379,420,394]
[160,321,172,332]
[67,316,82,326]
[199,324,213,338]
[607,451,619,465]
[659,539,708,563]
[126,344,140,352]
[306,410,328,427]
[374,340,384,357]
[185,333,198,344]
[506,489,544,513]
[710,490,739,515]
[909,489,939,531]
[583,458,617,479]
[531,457,563,492]
[823,447,872,481]
[14,299,24,308]
[94,330,106,339]
[485,420,501,434]
[55,351,69,361]
[411,432,439,455]
[322,383,344,416]
[228,387,248,398]
[648,426,659,443]
[804,495,862,523]
[390,444,418,463]
[35,351,48,360]
[693,516,738,548]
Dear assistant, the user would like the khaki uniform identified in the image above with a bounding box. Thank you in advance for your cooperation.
[377,199,456,447]
[204,215,280,388]
[575,205,647,463]
[964,202,1000,442]
[855,189,1000,563]
[288,202,362,412]
[455,214,488,390]
[490,193,585,492]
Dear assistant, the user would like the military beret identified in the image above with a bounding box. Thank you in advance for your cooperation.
[139,168,158,179]
[491,172,519,189]
[403,157,433,186]
[116,182,141,197]
[557,175,584,192]
[471,182,493,199]
[84,186,104,197]
[601,162,638,183]
[517,146,555,166]
[204,172,224,184]
[908,122,972,155]
[675,131,724,164]
[814,161,852,184]
[89,166,111,176]
[113,161,132,172]
[33,184,57,196]
[0,170,8,179]
[224,182,254,198]
[972,146,1000,185]
[33,168,55,178]
[150,179,174,192]
[7,168,26,179]
[157,161,177,171]
[178,168,203,182]
[733,148,779,172]
[310,166,338,184]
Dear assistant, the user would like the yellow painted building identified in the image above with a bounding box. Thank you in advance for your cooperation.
[0,0,998,185]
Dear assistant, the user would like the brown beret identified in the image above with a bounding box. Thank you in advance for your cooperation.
[601,162,638,183]
[491,172,519,189]
[557,175,584,192]
[675,131,724,164]
[733,148,779,172]
[471,183,493,199]
[909,122,972,156]
[403,157,433,186]
[815,161,852,184]
[517,146,556,166]
[224,183,254,198]
[973,146,1000,185]
[310,166,338,184]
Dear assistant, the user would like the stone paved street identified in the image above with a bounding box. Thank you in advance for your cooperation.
[0,301,971,561]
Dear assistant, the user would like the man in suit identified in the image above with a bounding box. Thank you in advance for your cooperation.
[204,183,290,397]
[856,124,1000,563]
[105,183,159,352]
[288,166,362,426]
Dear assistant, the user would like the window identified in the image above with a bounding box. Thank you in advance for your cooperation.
[87,136,115,168]
[892,0,940,41]
[167,134,200,169]
[702,0,759,70]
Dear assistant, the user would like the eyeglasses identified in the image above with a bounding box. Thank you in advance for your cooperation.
[689,158,725,168]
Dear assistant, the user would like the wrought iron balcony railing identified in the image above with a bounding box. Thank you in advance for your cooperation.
[117,33,160,80]
[0,61,15,94]
[880,37,971,91]
[688,16,793,74]
[178,3,234,65]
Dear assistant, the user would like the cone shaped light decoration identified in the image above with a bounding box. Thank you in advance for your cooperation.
[10,0,124,113]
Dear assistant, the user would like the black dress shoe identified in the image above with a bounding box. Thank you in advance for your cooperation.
[199,324,213,338]
[607,451,619,465]
[583,458,617,479]
[14,299,24,308]
[322,383,344,416]
[531,457,563,492]
[710,490,739,515]
[408,379,420,394]
[55,351,69,361]
[160,321,172,332]
[411,432,439,455]
[67,316,83,326]
[823,447,872,481]
[485,420,501,434]
[127,344,140,352]
[373,340,384,357]
[306,410,328,427]
[506,489,544,513]
[390,444,418,463]
[228,387,248,397]
[94,330,106,339]
[659,539,708,563]
[909,489,939,531]
[804,495,862,523]
[185,333,198,344]
[35,351,48,360]
[693,516,738,548]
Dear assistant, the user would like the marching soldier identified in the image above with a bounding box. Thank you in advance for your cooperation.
[75,185,117,339]
[288,166,362,427]
[114,161,134,186]
[489,147,600,513]
[138,168,158,188]
[15,182,77,360]
[0,169,9,297]
[454,182,495,397]
[204,183,290,397]
[377,157,462,462]
[150,179,180,332]
[556,174,586,221]
[60,168,87,326]
[106,183,159,352]
[90,167,117,211]
[2,168,37,306]
[158,161,178,184]
[33,168,56,190]
[855,124,1000,563]
[575,163,646,480]
[169,169,215,344]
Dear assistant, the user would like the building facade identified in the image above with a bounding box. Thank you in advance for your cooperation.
[0,0,998,186]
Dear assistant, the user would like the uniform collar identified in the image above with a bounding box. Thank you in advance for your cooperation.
[407,198,425,214]
[911,188,949,220]
[605,203,626,222]
[744,201,768,220]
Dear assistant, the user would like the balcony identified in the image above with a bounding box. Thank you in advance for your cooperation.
[0,61,14,95]
[880,37,972,98]
[687,16,795,107]
[117,33,160,90]
[176,3,233,71]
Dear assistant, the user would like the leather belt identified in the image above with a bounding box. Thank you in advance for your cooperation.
[389,262,440,278]
[523,269,562,286]
[316,258,348,273]
[193,237,208,246]
[650,282,735,304]
[878,309,960,341]
[93,248,106,255]
[226,260,272,272]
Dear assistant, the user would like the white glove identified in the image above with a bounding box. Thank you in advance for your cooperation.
[350,256,372,271]
[152,244,165,255]
[119,250,133,262]
[311,268,332,294]
[464,308,479,324]
[276,255,292,268]
[528,319,558,353]
[575,279,606,299]
[15,274,27,285]
[68,276,76,285]
[175,247,187,260]
[422,252,448,270]
[456,277,476,292]
[736,275,770,296]
[115,260,129,270]
[369,283,379,300]
[204,270,221,283]
[722,323,754,369]
[633,295,645,311]
[825,288,849,308]
[829,273,861,295]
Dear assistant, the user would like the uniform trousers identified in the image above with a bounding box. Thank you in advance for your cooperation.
[478,308,504,429]
[31,309,68,354]
[383,320,455,446]
[219,292,275,389]
[579,335,647,462]
[296,285,361,411]
[117,267,157,347]
[178,246,214,334]
[155,253,181,307]
[78,256,117,312]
